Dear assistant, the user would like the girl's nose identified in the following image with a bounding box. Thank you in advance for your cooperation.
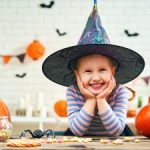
[92,73,101,81]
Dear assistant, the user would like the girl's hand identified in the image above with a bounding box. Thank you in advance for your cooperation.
[96,76,116,101]
[76,73,96,101]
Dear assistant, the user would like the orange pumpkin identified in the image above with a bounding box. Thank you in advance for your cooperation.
[135,103,150,138]
[26,40,45,60]
[0,99,11,122]
[54,100,67,117]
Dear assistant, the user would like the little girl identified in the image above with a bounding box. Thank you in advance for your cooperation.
[42,2,145,136]
[66,54,129,136]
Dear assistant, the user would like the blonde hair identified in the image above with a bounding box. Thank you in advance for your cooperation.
[73,54,118,71]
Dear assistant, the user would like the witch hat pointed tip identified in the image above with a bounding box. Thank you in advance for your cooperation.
[78,1,110,45]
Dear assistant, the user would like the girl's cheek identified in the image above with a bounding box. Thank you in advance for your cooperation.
[81,77,89,86]
[101,74,111,82]
[81,77,87,83]
[80,73,88,80]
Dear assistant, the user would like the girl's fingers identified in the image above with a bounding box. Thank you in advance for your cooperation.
[76,74,84,94]
[107,76,115,90]
[97,76,116,99]
[75,73,95,99]
[76,73,89,94]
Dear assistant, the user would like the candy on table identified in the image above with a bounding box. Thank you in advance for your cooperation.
[83,138,89,143]
[85,138,92,142]
[46,138,53,143]
[123,137,141,143]
[62,136,69,142]
[69,137,79,142]
[100,139,111,144]
[112,139,123,145]
[77,138,83,143]
[47,137,72,143]
[7,139,41,147]
[57,138,63,143]
[69,137,92,143]
[76,138,93,143]
[46,138,57,143]
[134,139,140,143]
[69,137,80,143]
[123,136,135,142]
[82,138,92,143]
[52,138,57,143]
[46,137,93,143]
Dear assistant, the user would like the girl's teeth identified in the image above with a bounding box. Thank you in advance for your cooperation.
[91,84,100,87]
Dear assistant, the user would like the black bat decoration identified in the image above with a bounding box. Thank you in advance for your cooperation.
[40,1,55,8]
[15,73,27,78]
[56,29,67,36]
[124,30,139,37]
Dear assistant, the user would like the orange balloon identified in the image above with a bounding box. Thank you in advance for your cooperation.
[54,100,67,117]
[26,40,45,60]
[0,99,11,122]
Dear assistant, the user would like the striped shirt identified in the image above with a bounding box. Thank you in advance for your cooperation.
[66,84,129,136]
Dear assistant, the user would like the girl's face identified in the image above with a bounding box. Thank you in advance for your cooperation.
[75,54,115,95]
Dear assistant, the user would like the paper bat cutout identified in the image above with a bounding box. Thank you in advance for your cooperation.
[124,30,139,37]
[56,29,67,36]
[15,73,27,78]
[40,1,54,8]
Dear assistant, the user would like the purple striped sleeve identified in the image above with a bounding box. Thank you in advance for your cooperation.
[66,86,93,136]
[98,85,128,136]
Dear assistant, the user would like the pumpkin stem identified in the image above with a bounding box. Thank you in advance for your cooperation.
[33,40,38,42]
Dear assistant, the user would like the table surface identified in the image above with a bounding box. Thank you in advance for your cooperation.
[0,136,149,150]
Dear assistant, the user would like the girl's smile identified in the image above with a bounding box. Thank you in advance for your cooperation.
[88,82,105,95]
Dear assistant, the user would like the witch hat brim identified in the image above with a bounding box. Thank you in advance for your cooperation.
[42,5,145,87]
[42,44,144,86]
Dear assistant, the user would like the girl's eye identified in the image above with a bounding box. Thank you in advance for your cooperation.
[100,68,106,71]
[85,70,92,73]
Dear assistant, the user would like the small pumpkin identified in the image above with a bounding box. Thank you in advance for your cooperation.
[54,100,67,117]
[26,40,45,60]
[0,99,11,122]
[135,103,150,138]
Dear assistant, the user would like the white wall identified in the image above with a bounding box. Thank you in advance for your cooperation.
[0,0,150,115]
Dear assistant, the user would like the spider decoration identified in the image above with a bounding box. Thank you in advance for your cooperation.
[20,129,55,138]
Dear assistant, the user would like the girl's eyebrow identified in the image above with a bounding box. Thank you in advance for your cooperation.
[80,65,109,70]
[80,67,92,70]
[78,67,92,71]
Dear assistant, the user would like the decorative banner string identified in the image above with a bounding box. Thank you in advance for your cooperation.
[131,76,150,86]
[0,40,45,64]
[0,53,26,64]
